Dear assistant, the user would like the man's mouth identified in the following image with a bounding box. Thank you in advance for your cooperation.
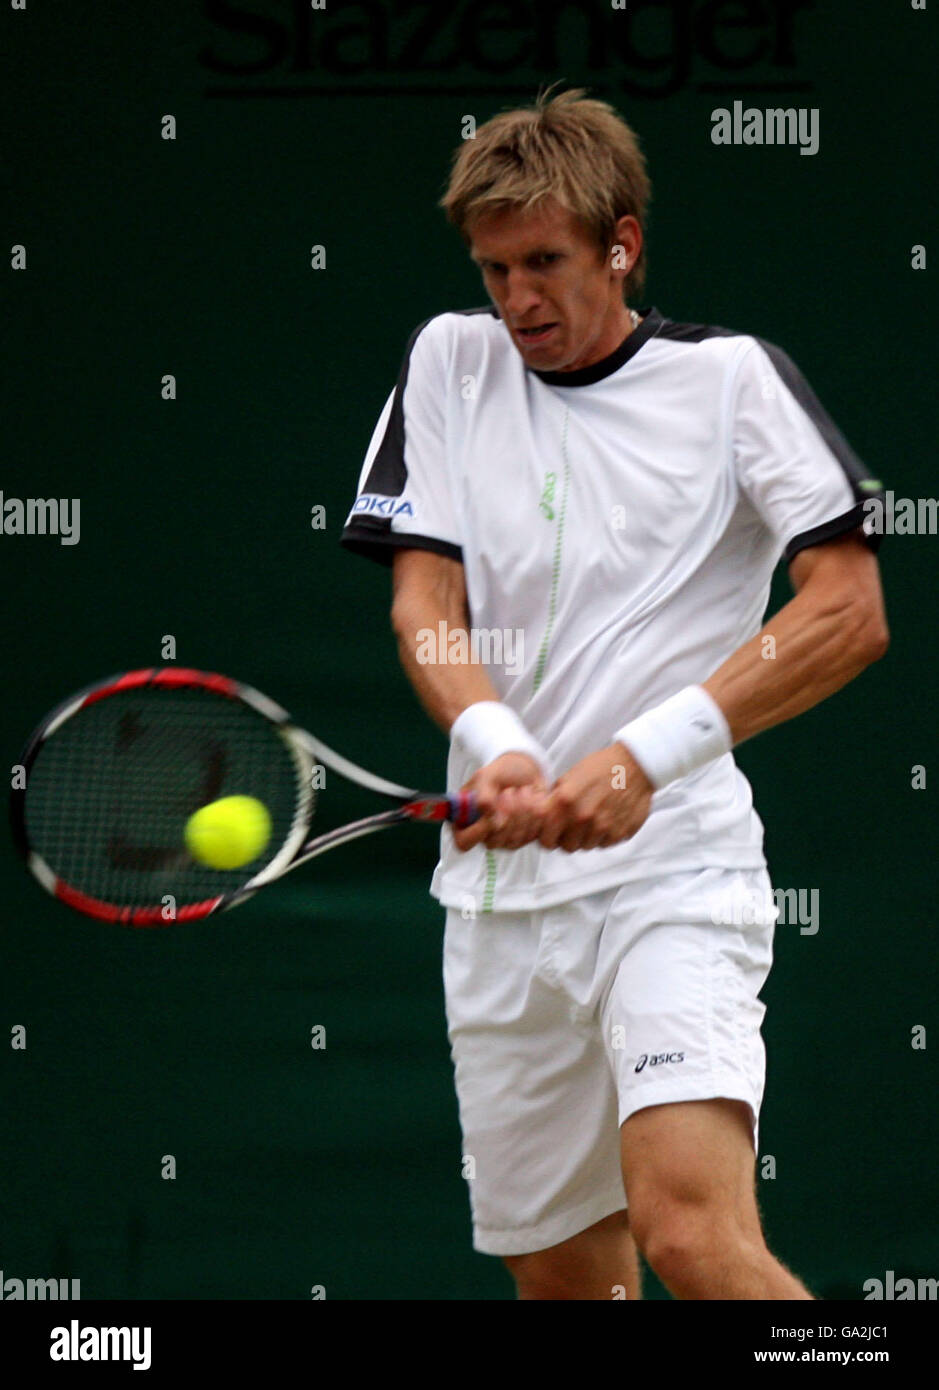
[516,323,558,345]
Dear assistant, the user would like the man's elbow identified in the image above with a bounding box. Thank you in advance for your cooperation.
[851,607,890,667]
[815,579,889,669]
[862,622,890,665]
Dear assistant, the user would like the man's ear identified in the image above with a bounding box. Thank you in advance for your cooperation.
[610,214,642,280]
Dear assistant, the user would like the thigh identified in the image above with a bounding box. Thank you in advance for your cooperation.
[444,903,626,1258]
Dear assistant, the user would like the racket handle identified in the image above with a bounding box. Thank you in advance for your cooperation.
[446,791,480,828]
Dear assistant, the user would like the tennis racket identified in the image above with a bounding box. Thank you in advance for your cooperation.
[10,667,479,926]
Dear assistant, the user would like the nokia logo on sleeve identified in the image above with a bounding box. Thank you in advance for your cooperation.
[347,494,414,520]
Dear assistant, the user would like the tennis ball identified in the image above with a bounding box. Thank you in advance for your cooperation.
[184,795,272,870]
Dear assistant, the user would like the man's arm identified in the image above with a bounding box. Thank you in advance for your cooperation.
[538,531,888,852]
[702,530,889,743]
[390,548,549,849]
[390,548,496,732]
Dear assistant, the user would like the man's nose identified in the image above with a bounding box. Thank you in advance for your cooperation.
[503,270,541,321]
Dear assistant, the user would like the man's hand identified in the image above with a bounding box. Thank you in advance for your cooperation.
[537,743,655,852]
[452,752,549,852]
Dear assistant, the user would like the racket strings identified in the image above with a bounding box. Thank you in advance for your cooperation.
[24,688,308,907]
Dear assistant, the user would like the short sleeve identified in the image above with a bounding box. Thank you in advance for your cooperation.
[340,317,463,567]
[731,338,886,562]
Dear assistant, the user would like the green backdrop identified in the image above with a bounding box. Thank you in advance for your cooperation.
[2,0,936,1300]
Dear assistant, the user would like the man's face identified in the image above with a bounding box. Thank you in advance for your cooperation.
[468,199,631,373]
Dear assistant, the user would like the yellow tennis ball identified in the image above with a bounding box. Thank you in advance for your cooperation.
[184,795,272,870]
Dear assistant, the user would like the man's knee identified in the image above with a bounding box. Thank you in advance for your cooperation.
[626,1163,767,1288]
[621,1098,766,1277]
[630,1198,764,1287]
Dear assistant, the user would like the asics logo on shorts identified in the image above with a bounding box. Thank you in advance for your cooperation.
[635,1051,685,1073]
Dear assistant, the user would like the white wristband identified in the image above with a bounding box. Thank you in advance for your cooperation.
[450,702,552,782]
[613,685,732,790]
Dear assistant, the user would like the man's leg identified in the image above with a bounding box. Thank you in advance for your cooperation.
[503,1210,640,1301]
[444,896,630,1287]
[621,1097,813,1299]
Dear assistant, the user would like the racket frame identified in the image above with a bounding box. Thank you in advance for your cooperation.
[11,667,474,926]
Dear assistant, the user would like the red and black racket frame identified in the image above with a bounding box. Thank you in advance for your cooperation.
[10,667,478,928]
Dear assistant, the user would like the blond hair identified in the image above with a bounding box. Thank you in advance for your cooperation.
[440,87,652,300]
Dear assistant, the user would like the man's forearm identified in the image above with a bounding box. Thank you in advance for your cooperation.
[703,586,888,747]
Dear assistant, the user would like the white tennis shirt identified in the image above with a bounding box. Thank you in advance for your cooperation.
[342,306,884,911]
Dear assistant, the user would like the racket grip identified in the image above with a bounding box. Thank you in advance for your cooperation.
[447,791,480,828]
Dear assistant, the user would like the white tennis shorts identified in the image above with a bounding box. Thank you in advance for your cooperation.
[443,866,776,1257]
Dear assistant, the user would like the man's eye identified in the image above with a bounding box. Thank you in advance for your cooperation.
[533,254,559,267]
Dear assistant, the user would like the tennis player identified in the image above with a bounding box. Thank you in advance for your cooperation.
[341,89,888,1300]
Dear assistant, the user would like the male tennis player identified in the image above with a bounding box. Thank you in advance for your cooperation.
[341,89,888,1300]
